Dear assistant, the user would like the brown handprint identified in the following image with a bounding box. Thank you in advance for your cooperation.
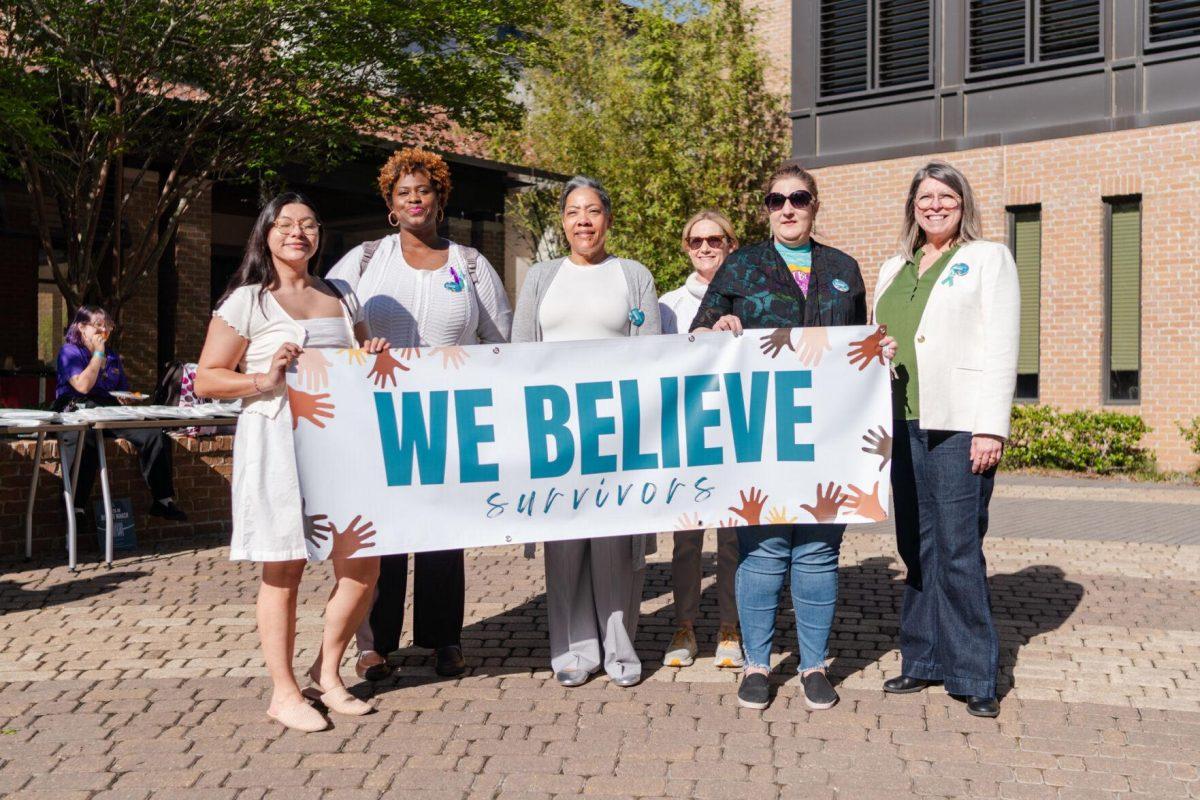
[429,345,469,370]
[847,324,888,371]
[797,327,832,367]
[337,347,368,366]
[288,385,335,430]
[759,328,795,359]
[844,482,887,522]
[367,349,410,388]
[800,482,848,523]
[861,425,893,471]
[729,487,768,526]
[304,512,335,548]
[329,515,377,559]
[295,348,332,391]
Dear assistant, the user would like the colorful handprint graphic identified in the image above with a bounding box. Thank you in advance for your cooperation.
[399,347,422,361]
[764,505,797,525]
[797,327,831,367]
[430,345,469,370]
[861,425,893,471]
[800,482,848,523]
[844,482,887,522]
[729,487,768,526]
[367,349,410,388]
[848,325,888,371]
[288,385,335,430]
[336,347,369,366]
[759,328,795,359]
[295,348,332,391]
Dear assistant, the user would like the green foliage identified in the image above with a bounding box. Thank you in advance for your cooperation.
[491,0,789,291]
[0,0,548,318]
[1179,417,1200,460]
[1005,405,1151,474]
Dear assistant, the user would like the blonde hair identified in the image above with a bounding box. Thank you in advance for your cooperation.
[899,161,982,261]
[680,209,739,253]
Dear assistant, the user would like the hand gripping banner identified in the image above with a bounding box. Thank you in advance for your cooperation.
[287,326,894,559]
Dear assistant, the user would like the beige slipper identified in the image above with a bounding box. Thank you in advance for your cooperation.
[267,700,328,732]
[302,685,374,716]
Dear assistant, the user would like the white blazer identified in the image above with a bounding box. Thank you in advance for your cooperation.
[872,239,1020,439]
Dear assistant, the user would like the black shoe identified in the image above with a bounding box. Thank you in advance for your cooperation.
[801,671,839,710]
[737,672,770,710]
[966,696,1000,717]
[149,500,188,521]
[883,675,937,694]
[434,644,466,677]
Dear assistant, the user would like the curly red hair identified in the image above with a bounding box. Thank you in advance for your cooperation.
[378,147,452,205]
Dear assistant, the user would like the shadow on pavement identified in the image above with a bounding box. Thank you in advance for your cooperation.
[0,570,150,610]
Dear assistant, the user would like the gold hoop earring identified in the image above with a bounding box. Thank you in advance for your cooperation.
[437,208,445,223]
[387,210,400,227]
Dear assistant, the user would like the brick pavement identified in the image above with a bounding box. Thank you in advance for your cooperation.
[1,481,1199,799]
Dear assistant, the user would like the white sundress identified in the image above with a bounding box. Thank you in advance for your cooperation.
[213,284,361,561]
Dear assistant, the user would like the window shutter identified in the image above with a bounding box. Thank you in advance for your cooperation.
[1148,0,1200,45]
[1107,201,1141,374]
[877,0,931,87]
[1012,209,1041,377]
[1038,0,1100,61]
[820,0,870,97]
[969,0,1028,73]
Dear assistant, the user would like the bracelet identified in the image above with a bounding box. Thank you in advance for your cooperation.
[92,350,105,360]
[251,374,264,394]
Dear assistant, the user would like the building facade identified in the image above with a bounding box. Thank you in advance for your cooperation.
[767,0,1200,470]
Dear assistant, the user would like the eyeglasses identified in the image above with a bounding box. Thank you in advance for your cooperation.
[686,235,728,250]
[273,220,320,236]
[764,190,814,212]
[915,192,961,210]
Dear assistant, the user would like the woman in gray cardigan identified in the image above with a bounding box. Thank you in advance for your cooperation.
[511,175,660,688]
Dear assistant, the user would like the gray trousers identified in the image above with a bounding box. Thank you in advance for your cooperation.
[671,528,739,628]
[545,535,644,679]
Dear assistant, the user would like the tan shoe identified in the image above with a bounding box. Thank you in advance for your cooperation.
[303,685,374,716]
[714,625,745,669]
[663,627,698,667]
[267,700,328,732]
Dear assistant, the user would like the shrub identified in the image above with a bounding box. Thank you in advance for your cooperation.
[1180,417,1200,460]
[1005,405,1151,474]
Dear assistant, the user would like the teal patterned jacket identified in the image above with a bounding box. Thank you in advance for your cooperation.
[689,239,866,330]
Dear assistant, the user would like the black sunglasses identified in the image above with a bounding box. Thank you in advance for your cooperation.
[764,190,814,212]
[686,235,728,250]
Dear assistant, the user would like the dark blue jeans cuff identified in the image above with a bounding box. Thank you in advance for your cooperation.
[902,659,944,681]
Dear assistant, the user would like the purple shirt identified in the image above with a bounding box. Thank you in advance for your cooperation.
[55,343,130,404]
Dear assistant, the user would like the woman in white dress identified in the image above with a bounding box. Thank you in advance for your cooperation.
[327,147,511,682]
[196,193,390,732]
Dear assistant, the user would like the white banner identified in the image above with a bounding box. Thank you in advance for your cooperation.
[287,326,894,559]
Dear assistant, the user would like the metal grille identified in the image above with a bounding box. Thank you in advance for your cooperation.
[820,0,870,97]
[1039,0,1100,60]
[878,0,932,87]
[1148,0,1200,45]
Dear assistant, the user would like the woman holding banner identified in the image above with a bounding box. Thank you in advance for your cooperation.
[691,163,894,711]
[196,193,390,732]
[658,210,744,670]
[327,147,512,681]
[512,175,660,688]
[874,161,1019,718]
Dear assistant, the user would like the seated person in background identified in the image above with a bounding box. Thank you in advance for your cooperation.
[54,305,186,522]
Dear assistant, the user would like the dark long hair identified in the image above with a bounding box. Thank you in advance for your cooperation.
[64,305,115,348]
[216,192,324,308]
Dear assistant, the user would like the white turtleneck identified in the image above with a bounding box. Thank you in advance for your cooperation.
[657,272,711,334]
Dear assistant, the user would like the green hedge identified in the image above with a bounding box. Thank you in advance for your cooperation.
[1004,405,1151,474]
[1180,417,1200,461]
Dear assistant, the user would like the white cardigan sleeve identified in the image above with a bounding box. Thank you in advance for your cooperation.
[974,243,1021,438]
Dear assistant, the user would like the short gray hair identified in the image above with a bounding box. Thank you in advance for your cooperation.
[559,175,612,216]
[899,161,982,261]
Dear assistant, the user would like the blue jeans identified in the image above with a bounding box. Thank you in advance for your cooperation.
[735,524,844,671]
[893,421,999,698]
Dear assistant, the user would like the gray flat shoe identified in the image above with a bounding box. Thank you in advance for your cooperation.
[611,673,641,688]
[555,669,593,687]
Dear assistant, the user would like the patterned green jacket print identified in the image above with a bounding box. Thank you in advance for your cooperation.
[689,239,867,331]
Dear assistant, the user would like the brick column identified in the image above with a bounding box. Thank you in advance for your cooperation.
[174,183,212,362]
[119,169,161,391]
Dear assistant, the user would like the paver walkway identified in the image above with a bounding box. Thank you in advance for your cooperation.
[1,477,1198,799]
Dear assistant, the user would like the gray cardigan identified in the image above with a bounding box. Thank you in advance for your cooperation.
[511,257,662,343]
[512,255,661,562]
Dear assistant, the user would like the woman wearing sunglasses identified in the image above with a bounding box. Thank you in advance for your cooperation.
[691,163,893,712]
[658,210,745,671]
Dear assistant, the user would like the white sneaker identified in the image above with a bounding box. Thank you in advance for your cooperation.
[714,625,745,669]
[663,627,698,667]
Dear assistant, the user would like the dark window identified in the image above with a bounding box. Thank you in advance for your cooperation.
[1147,0,1200,48]
[1009,206,1041,401]
[819,0,932,99]
[1104,197,1141,403]
[968,0,1101,76]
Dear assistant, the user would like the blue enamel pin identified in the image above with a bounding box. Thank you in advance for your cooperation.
[628,308,645,327]
[831,278,850,293]
[940,262,970,287]
[443,266,464,292]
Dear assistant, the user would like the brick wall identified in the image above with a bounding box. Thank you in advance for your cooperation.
[807,120,1200,471]
[119,170,161,390]
[745,0,791,99]
[174,183,212,364]
[0,434,234,560]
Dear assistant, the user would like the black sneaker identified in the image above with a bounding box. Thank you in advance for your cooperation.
[149,500,188,521]
[802,671,839,710]
[434,644,466,677]
[737,672,770,710]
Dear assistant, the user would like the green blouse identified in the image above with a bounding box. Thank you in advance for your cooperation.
[875,245,960,420]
